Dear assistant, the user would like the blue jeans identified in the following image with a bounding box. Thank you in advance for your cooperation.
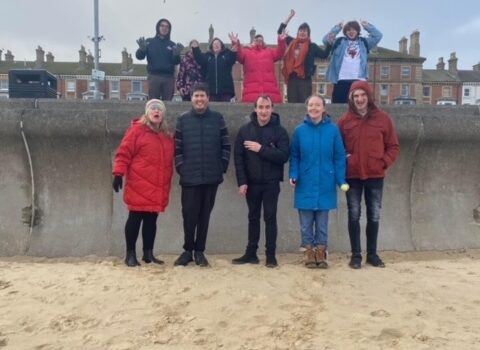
[298,210,329,247]
[345,178,384,257]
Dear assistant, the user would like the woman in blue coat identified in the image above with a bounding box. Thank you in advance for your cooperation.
[289,95,349,268]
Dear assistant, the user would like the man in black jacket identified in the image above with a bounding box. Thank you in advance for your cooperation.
[136,18,182,100]
[232,95,289,267]
[174,83,231,267]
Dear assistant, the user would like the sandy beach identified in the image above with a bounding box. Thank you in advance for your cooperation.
[1,250,480,350]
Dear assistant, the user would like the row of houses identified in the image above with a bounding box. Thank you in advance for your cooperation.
[1,27,479,104]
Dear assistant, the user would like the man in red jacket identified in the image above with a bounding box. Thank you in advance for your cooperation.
[338,81,399,269]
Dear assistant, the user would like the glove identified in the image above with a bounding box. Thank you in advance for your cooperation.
[340,184,350,192]
[136,37,147,51]
[173,42,184,55]
[112,176,123,192]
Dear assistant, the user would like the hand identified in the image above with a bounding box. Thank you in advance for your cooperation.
[340,184,350,192]
[136,37,147,51]
[228,32,239,44]
[288,9,295,19]
[239,185,248,196]
[112,176,123,192]
[244,140,261,153]
[279,30,288,41]
[360,20,369,28]
[289,179,297,186]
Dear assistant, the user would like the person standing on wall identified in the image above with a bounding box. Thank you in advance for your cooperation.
[289,95,348,269]
[113,99,174,267]
[338,81,399,269]
[232,95,289,268]
[136,18,183,100]
[176,40,205,101]
[323,20,382,104]
[174,83,231,267]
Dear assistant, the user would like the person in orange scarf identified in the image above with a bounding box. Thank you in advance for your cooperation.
[278,9,331,103]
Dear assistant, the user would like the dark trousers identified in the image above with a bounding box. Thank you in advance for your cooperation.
[125,211,159,251]
[332,79,358,104]
[345,178,384,258]
[209,93,234,102]
[287,76,312,103]
[147,74,175,100]
[245,183,280,255]
[181,184,218,252]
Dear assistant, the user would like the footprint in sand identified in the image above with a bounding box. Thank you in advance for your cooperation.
[378,328,404,340]
[0,280,12,290]
[370,309,391,317]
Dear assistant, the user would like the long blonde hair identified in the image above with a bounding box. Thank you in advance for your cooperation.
[140,113,172,136]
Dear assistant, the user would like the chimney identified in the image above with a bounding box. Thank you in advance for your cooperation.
[436,57,445,70]
[35,45,45,68]
[208,24,214,44]
[78,45,87,68]
[128,53,133,68]
[399,37,408,54]
[87,50,94,66]
[46,51,54,63]
[250,27,256,44]
[409,30,420,57]
[0,49,2,62]
[5,50,14,62]
[448,52,458,75]
[121,48,128,71]
[473,62,480,72]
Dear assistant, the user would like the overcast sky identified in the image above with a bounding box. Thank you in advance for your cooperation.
[1,0,479,69]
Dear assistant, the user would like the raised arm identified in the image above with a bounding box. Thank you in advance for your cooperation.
[361,21,383,50]
[322,22,343,46]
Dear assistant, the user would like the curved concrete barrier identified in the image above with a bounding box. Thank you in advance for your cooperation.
[0,99,479,257]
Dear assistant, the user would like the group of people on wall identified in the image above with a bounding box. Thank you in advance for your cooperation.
[112,79,400,270]
[135,10,383,104]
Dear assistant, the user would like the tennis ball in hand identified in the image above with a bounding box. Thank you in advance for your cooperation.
[340,184,350,192]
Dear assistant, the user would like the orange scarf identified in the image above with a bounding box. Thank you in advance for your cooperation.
[282,37,311,81]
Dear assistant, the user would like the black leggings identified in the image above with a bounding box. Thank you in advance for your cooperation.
[124,211,159,251]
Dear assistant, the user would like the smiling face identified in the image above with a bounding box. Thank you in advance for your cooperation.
[307,96,326,123]
[345,27,359,40]
[297,29,309,40]
[352,89,369,115]
[191,90,209,113]
[254,96,273,126]
[211,39,222,54]
[158,20,170,38]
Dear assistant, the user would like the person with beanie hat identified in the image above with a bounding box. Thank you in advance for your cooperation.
[323,20,382,103]
[337,81,399,269]
[136,18,183,100]
[278,9,331,103]
[113,99,174,267]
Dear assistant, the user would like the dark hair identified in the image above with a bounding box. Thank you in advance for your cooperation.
[254,95,273,108]
[208,37,225,52]
[191,82,209,96]
[297,22,311,37]
[254,34,264,40]
[343,21,361,37]
[155,18,172,39]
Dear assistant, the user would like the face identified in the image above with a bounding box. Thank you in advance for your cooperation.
[212,40,222,54]
[158,21,170,37]
[191,90,209,112]
[352,89,369,114]
[253,36,264,47]
[147,106,164,126]
[345,27,359,40]
[254,97,273,126]
[297,29,309,39]
[307,96,326,122]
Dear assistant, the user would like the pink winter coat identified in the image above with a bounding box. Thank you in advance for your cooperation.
[236,37,286,103]
[113,119,174,212]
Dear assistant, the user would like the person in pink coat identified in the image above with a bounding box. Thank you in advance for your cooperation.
[230,31,287,103]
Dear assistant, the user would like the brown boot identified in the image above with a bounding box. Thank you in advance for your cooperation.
[315,245,328,269]
[304,246,316,269]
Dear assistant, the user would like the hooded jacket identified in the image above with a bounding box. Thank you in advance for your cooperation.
[113,119,174,212]
[338,81,400,180]
[234,112,289,186]
[135,18,180,76]
[235,37,286,103]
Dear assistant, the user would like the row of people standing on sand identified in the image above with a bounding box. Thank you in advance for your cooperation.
[112,81,400,270]
[135,10,383,104]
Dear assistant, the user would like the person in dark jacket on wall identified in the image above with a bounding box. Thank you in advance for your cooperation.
[278,9,331,103]
[191,37,236,102]
[174,83,231,267]
[232,95,289,268]
[112,99,174,267]
[136,18,183,100]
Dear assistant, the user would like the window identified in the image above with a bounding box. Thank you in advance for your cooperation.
[317,65,327,77]
[464,88,470,97]
[66,80,76,92]
[380,84,389,97]
[318,83,326,95]
[0,80,8,91]
[88,81,96,91]
[401,66,411,79]
[110,80,120,93]
[380,66,390,79]
[401,84,410,97]
[442,86,452,98]
[423,86,431,97]
[131,80,142,93]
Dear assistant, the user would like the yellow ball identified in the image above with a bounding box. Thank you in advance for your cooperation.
[340,184,350,192]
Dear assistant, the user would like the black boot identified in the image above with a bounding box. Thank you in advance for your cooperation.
[174,251,193,266]
[142,249,164,265]
[125,250,140,267]
[348,220,362,269]
[265,255,278,268]
[232,247,259,265]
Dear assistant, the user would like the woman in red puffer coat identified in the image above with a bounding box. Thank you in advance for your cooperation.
[112,99,174,267]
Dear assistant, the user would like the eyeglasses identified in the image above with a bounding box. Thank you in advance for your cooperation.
[159,24,170,28]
